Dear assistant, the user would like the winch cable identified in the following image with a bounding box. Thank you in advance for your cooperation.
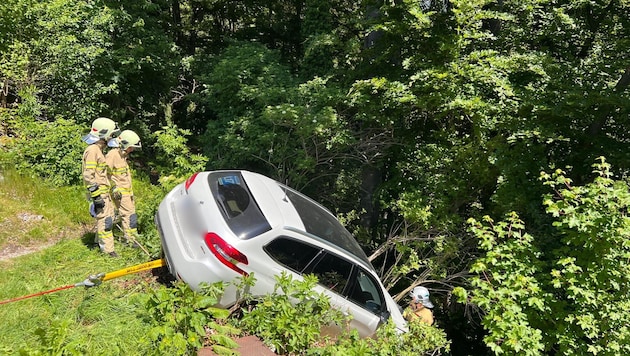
[0,258,165,305]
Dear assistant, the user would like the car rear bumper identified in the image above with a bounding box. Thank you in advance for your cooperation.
[155,185,241,306]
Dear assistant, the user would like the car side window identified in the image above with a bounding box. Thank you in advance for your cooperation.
[346,269,385,315]
[264,237,321,274]
[308,253,353,294]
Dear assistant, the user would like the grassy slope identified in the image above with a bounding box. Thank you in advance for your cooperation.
[0,169,91,249]
[0,169,162,354]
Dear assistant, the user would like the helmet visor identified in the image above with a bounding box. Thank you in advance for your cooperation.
[82,133,100,144]
[107,138,120,148]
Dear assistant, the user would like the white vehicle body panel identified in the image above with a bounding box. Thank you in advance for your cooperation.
[156,170,408,337]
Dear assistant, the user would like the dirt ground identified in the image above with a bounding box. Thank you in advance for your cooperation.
[197,336,276,356]
[0,212,89,262]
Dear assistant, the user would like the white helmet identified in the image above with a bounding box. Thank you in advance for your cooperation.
[108,130,141,150]
[83,117,119,144]
[409,286,434,308]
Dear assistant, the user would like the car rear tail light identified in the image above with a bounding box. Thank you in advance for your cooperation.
[204,232,249,275]
[184,172,200,192]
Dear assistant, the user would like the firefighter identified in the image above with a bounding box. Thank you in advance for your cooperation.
[106,129,141,248]
[82,117,119,257]
[403,286,435,325]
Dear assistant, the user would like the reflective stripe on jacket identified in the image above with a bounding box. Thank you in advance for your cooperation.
[82,143,109,196]
[106,148,133,195]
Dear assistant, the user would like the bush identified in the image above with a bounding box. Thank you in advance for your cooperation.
[137,281,240,355]
[308,318,451,355]
[238,272,451,355]
[9,116,85,186]
[238,272,346,354]
[131,175,167,258]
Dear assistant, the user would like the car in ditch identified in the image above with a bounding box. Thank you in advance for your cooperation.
[155,170,407,337]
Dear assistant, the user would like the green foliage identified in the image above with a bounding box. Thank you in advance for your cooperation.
[128,174,166,258]
[308,319,450,355]
[16,319,85,355]
[196,41,295,124]
[152,121,208,191]
[239,272,345,354]
[462,213,547,355]
[103,0,178,124]
[461,158,630,355]
[540,158,630,355]
[200,43,353,189]
[8,115,85,186]
[0,0,114,121]
[0,0,179,124]
[138,281,239,355]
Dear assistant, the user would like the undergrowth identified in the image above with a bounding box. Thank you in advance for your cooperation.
[0,239,156,354]
[138,281,240,355]
[0,168,90,247]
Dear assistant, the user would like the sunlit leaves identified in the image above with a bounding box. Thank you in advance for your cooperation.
[465,159,630,355]
[465,213,548,355]
[541,158,630,355]
[139,281,239,355]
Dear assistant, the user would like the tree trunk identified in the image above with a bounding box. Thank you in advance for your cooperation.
[359,165,381,239]
[0,79,7,108]
[171,0,183,48]
[587,65,630,137]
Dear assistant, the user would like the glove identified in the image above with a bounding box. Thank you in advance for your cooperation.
[87,184,100,198]
[93,196,105,214]
[89,202,96,217]
[111,186,122,201]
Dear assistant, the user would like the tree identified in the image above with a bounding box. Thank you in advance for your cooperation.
[457,158,630,355]
[0,0,114,121]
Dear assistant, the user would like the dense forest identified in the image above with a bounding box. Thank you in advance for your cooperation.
[1,0,629,354]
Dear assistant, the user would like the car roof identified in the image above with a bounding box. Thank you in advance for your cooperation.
[232,170,373,267]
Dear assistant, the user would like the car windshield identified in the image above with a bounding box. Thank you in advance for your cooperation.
[281,185,371,266]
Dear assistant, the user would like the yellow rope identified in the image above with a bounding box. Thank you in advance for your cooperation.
[102,259,165,281]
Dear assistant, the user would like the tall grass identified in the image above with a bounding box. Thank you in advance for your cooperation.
[0,239,161,354]
[0,167,166,354]
[0,167,91,247]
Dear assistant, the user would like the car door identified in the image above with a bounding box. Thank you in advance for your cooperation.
[304,250,359,333]
[306,252,388,337]
[260,236,322,294]
[264,237,383,336]
[343,267,389,337]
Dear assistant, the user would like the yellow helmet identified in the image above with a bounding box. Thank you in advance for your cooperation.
[83,117,119,144]
[110,130,141,150]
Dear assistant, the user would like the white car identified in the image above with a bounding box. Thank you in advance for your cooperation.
[155,170,407,337]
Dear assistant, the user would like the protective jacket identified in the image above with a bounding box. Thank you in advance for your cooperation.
[82,142,110,196]
[106,148,132,196]
[403,306,434,325]
[106,147,138,242]
[82,141,115,254]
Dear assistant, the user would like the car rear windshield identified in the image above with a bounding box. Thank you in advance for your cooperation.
[208,172,271,239]
[281,186,371,266]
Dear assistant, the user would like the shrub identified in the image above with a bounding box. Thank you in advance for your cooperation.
[308,318,451,355]
[238,272,346,354]
[9,115,85,186]
[152,122,207,191]
[137,281,240,355]
[131,176,167,258]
